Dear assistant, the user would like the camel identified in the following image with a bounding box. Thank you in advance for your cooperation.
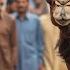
[46,0,70,70]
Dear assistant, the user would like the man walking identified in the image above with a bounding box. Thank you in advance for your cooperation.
[16,0,44,70]
[0,0,17,70]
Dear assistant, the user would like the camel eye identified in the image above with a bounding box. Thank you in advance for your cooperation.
[56,4,60,7]
[66,5,70,6]
[66,2,70,6]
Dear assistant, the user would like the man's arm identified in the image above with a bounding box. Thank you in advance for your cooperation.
[10,20,17,66]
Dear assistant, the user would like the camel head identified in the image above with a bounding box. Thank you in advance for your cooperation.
[47,0,70,27]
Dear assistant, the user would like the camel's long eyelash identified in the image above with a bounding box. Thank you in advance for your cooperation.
[66,5,70,6]
[56,4,60,7]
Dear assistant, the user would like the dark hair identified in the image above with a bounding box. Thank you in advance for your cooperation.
[7,0,16,5]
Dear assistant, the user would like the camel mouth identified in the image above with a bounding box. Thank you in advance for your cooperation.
[55,19,70,26]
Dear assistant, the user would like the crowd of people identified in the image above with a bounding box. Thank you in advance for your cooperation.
[0,0,69,70]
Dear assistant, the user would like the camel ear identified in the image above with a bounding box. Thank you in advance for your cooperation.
[46,0,52,5]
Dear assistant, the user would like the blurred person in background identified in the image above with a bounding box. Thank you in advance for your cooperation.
[29,0,50,16]
[7,0,17,14]
[0,0,17,70]
[15,0,44,70]
[6,0,17,19]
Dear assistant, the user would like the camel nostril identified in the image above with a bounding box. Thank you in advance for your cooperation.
[60,7,66,18]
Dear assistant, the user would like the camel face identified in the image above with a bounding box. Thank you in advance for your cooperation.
[52,0,70,26]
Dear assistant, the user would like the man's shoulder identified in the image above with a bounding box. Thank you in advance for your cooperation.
[27,13,40,24]
[4,13,15,20]
[9,12,17,20]
[26,13,41,26]
[26,12,39,20]
[4,13,15,25]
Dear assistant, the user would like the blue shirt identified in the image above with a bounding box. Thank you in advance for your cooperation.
[16,13,44,70]
[29,0,35,7]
